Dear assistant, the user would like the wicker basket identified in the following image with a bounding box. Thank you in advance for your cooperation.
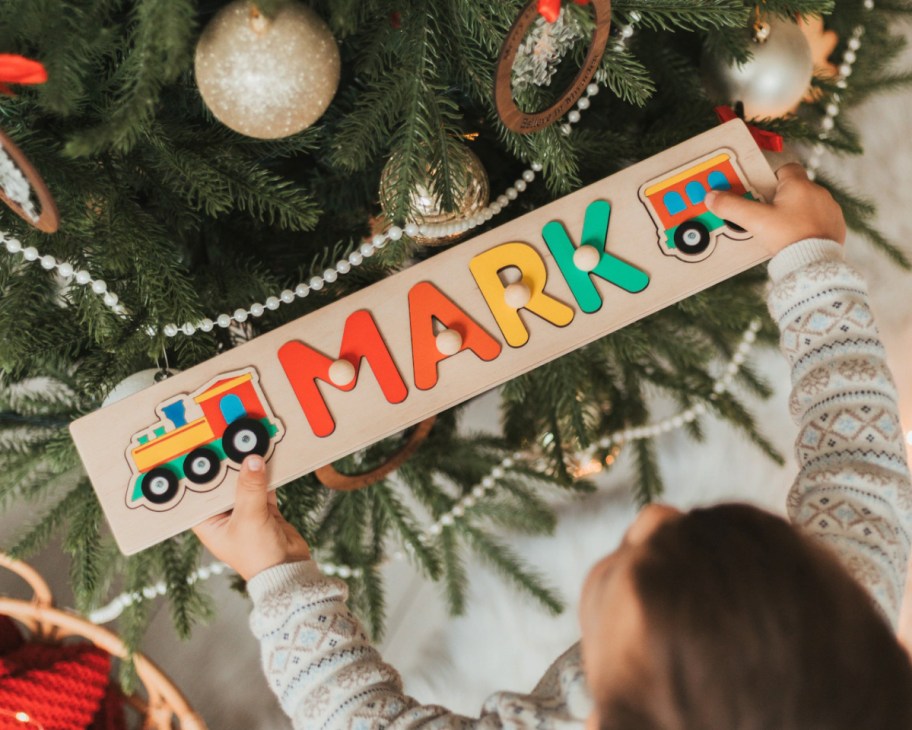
[0,552,206,730]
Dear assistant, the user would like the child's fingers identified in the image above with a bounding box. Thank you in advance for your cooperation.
[774,162,808,183]
[231,455,270,524]
[704,190,769,231]
[191,511,230,543]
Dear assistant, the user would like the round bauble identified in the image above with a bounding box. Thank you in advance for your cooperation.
[102,369,177,407]
[378,146,489,246]
[702,16,813,119]
[194,0,340,139]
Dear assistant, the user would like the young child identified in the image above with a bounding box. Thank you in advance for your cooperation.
[194,164,912,729]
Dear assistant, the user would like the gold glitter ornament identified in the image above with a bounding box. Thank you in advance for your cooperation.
[194,0,340,139]
[378,146,490,246]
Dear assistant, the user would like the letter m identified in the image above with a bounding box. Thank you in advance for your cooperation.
[277,310,407,437]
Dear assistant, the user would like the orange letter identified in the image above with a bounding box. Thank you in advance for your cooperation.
[278,310,407,437]
[408,281,502,391]
[468,242,575,347]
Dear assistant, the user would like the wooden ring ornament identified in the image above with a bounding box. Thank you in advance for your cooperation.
[493,0,612,134]
[315,416,436,491]
[0,128,60,233]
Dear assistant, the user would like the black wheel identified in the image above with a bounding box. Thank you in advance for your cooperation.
[222,418,270,463]
[183,447,220,484]
[140,467,180,505]
[673,220,711,256]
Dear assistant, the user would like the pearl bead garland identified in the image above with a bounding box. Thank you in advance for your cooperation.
[1,23,642,339]
[806,13,870,181]
[0,231,129,317]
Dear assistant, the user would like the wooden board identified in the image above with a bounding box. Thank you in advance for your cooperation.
[69,119,778,555]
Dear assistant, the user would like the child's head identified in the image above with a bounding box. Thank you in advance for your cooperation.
[579,503,912,730]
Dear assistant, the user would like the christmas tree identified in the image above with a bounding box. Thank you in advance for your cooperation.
[1,0,910,655]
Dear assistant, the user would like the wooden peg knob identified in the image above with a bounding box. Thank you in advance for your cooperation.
[328,358,356,386]
[573,245,601,272]
[504,282,531,309]
[435,328,463,356]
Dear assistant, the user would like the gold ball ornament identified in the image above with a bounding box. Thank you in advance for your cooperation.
[702,16,813,120]
[194,0,341,139]
[378,146,490,246]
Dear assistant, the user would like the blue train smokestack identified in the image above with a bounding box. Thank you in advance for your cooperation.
[162,401,188,428]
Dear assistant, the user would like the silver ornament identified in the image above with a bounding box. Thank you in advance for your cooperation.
[194,0,341,139]
[703,16,813,119]
[103,368,177,407]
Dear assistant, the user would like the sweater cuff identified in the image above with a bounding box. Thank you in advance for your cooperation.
[246,560,323,604]
[767,238,844,284]
[767,238,844,283]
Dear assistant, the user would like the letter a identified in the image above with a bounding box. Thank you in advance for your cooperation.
[408,281,502,390]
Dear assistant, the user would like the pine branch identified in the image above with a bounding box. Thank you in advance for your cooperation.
[371,482,442,578]
[440,526,468,614]
[632,436,664,505]
[63,481,105,611]
[64,0,198,156]
[461,524,564,615]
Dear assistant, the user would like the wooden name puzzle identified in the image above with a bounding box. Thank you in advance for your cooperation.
[69,119,778,555]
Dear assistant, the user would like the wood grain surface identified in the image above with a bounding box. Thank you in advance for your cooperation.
[69,120,778,554]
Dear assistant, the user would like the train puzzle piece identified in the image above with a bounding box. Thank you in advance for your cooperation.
[126,369,284,511]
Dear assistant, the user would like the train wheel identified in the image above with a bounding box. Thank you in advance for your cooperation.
[183,448,220,484]
[141,468,180,505]
[674,220,711,256]
[222,418,269,463]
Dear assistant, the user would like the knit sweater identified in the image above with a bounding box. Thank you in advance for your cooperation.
[247,238,912,730]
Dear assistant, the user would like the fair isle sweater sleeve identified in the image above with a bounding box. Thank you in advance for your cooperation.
[767,238,912,627]
[246,560,476,729]
[247,560,590,729]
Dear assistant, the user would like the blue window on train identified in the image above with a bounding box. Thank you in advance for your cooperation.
[685,181,706,205]
[219,394,246,424]
[708,171,731,191]
[664,191,686,216]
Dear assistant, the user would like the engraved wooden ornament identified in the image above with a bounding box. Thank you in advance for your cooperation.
[0,128,59,233]
[315,417,436,491]
[69,120,778,555]
[494,0,611,134]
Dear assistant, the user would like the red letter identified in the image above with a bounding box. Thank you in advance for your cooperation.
[278,310,407,437]
[408,282,502,390]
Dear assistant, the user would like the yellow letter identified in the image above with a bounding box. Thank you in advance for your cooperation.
[469,242,574,347]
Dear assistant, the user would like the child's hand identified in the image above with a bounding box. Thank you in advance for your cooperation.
[192,456,311,581]
[705,163,846,256]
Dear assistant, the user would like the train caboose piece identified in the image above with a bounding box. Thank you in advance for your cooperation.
[126,368,285,511]
[638,149,757,262]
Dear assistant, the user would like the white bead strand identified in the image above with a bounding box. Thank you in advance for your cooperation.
[0,230,128,317]
[806,16,869,181]
[2,23,643,340]
[139,23,644,338]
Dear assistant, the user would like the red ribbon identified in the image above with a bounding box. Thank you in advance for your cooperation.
[537,0,590,23]
[715,106,784,152]
[0,54,47,96]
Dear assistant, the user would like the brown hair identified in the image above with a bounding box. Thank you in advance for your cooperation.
[598,503,912,730]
